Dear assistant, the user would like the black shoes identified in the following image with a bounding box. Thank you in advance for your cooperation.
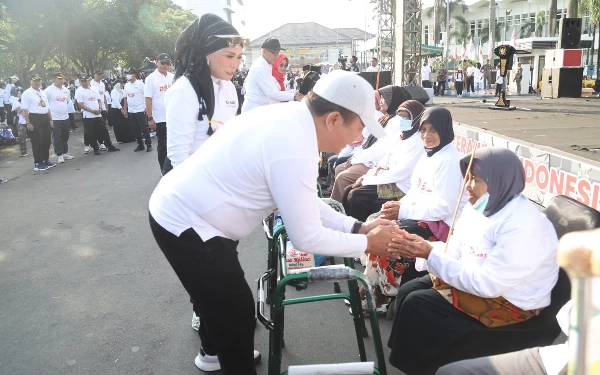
[146,145,153,152]
[107,146,120,152]
[134,144,145,152]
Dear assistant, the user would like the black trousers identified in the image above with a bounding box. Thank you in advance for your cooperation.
[84,117,113,150]
[467,76,475,92]
[438,81,446,96]
[5,104,13,126]
[149,214,257,375]
[496,83,504,95]
[0,105,4,122]
[68,113,76,130]
[128,112,151,146]
[455,82,463,95]
[421,80,431,88]
[53,119,70,156]
[28,113,52,163]
[343,185,394,222]
[388,276,484,375]
[156,122,167,171]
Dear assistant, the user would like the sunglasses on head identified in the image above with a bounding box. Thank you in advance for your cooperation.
[212,35,250,49]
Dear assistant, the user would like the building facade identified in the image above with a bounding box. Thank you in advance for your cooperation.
[247,23,372,69]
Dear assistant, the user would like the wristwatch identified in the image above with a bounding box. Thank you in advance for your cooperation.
[351,221,363,234]
[147,116,154,121]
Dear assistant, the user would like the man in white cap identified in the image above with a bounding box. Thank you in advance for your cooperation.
[148,70,404,374]
[241,37,303,113]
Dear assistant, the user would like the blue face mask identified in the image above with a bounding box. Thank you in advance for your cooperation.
[399,119,413,132]
[472,192,490,213]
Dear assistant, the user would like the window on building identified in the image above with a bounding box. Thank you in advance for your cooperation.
[424,25,429,45]
[471,21,476,37]
[514,14,521,25]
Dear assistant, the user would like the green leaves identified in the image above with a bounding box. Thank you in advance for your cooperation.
[0,0,195,80]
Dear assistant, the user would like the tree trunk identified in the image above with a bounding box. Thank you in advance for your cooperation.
[434,0,441,45]
[489,0,496,56]
[549,0,557,37]
[591,24,596,68]
[566,0,578,18]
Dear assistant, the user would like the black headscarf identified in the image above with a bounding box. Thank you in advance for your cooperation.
[362,85,405,149]
[460,147,525,217]
[174,14,239,132]
[418,107,454,157]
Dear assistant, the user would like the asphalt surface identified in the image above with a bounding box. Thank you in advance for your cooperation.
[0,127,402,375]
[433,93,600,164]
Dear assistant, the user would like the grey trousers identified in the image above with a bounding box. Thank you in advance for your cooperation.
[435,347,549,375]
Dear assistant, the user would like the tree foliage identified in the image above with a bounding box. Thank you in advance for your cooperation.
[0,0,196,81]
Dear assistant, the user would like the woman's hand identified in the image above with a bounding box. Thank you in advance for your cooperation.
[379,201,401,221]
[353,176,364,188]
[388,232,433,259]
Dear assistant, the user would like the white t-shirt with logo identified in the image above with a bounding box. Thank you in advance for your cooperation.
[124,80,146,113]
[144,69,174,123]
[90,80,107,110]
[74,86,102,118]
[44,84,70,121]
[21,87,50,115]
[421,66,431,81]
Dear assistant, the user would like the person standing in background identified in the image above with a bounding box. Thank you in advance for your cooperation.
[514,63,523,95]
[421,62,431,88]
[455,68,464,97]
[10,88,28,157]
[366,58,380,72]
[91,70,109,151]
[233,71,245,115]
[481,59,492,95]
[124,68,152,153]
[145,53,174,171]
[466,62,476,94]
[437,64,448,96]
[44,73,74,164]
[495,66,505,96]
[21,75,55,171]
[0,83,6,124]
[4,77,17,129]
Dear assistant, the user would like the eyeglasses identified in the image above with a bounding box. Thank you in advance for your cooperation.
[212,35,250,49]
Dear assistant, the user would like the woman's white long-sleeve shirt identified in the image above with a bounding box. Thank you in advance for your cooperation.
[350,116,402,168]
[420,194,559,311]
[398,143,467,225]
[241,56,295,113]
[165,75,238,168]
[361,134,425,193]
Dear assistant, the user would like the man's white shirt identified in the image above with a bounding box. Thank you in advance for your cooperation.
[90,80,107,110]
[241,55,295,113]
[144,69,174,123]
[124,80,146,113]
[44,84,70,120]
[74,86,102,118]
[421,66,431,80]
[366,65,381,72]
[21,87,49,115]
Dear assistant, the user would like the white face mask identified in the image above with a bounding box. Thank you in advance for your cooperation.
[472,192,490,213]
[126,74,133,80]
[399,119,413,132]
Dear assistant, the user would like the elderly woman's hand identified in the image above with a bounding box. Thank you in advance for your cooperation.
[388,231,434,259]
[380,200,401,220]
[359,217,396,234]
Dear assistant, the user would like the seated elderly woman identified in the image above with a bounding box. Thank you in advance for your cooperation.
[386,147,560,375]
[359,107,467,313]
[342,100,426,222]
[330,85,405,201]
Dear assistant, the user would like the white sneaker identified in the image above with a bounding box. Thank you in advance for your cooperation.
[57,155,65,164]
[194,348,261,372]
[150,131,156,138]
[99,143,107,151]
[192,312,200,331]
[84,145,91,154]
[63,154,74,160]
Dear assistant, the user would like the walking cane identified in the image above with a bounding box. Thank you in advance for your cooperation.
[557,229,600,375]
[444,147,476,252]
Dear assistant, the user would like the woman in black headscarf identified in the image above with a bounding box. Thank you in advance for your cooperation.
[330,85,405,201]
[163,13,247,174]
[386,146,559,375]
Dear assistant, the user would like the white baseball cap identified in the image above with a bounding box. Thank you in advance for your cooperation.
[312,70,386,140]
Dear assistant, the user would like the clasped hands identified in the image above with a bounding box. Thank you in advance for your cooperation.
[361,218,433,260]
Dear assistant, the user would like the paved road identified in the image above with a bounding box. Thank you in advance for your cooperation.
[0,129,402,374]
[434,94,600,164]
